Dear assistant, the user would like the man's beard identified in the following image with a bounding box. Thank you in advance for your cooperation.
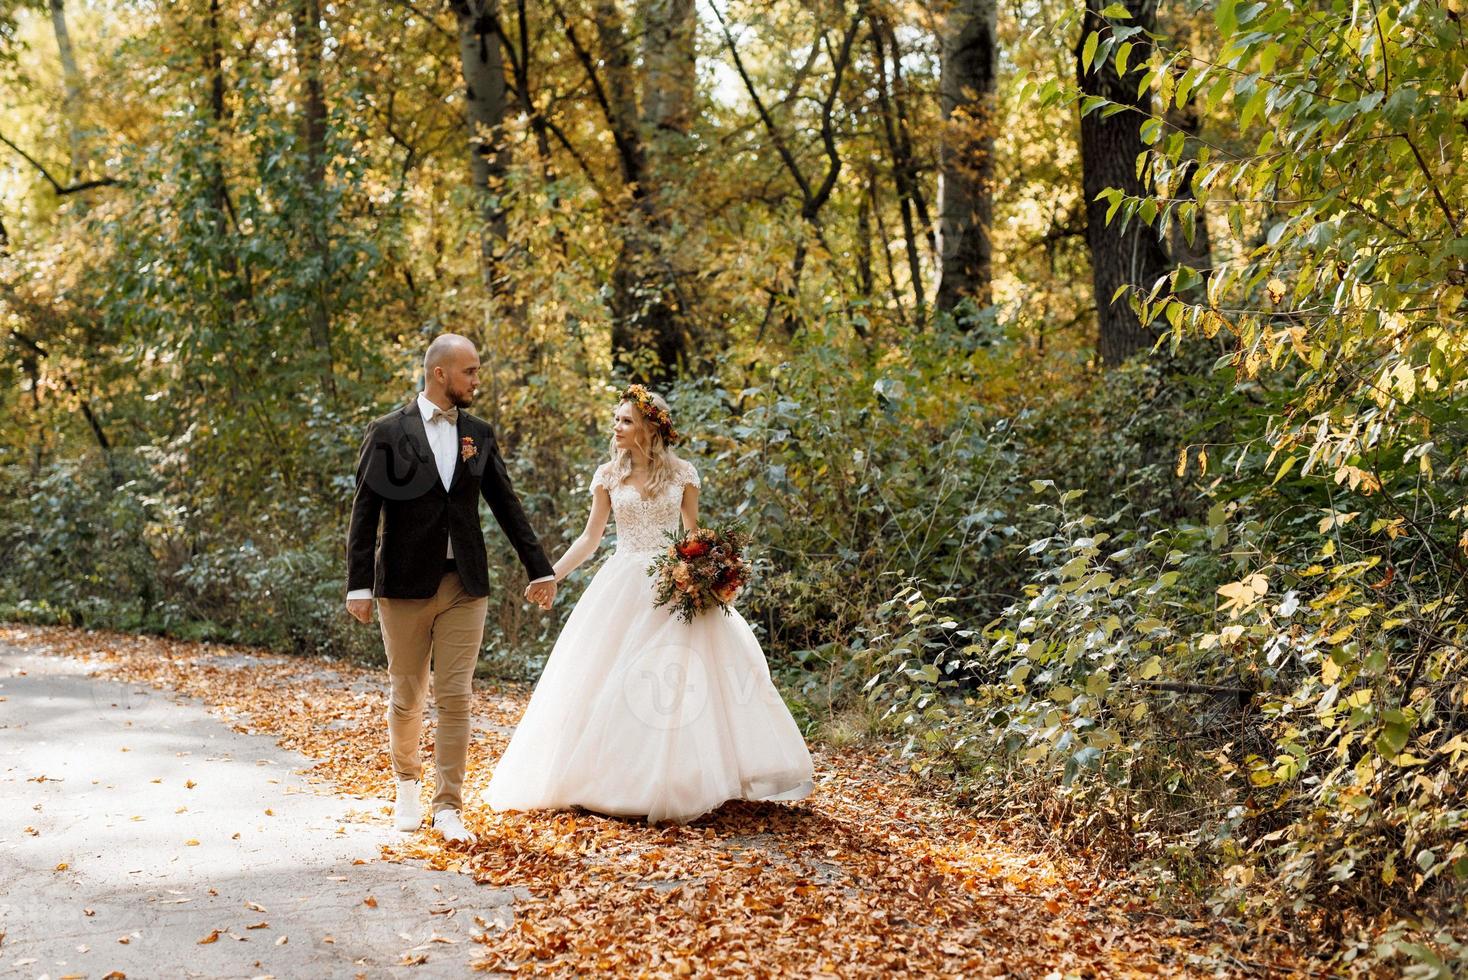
[451,386,474,408]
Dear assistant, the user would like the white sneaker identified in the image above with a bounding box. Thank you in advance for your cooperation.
[433,808,477,846]
[393,778,423,832]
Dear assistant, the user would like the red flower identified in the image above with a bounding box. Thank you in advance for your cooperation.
[676,538,712,559]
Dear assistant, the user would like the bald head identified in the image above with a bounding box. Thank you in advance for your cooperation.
[422,333,481,409]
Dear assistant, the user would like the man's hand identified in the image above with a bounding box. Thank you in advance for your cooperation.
[525,579,557,610]
[346,598,374,624]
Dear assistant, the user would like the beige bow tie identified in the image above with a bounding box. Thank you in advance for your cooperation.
[429,406,458,425]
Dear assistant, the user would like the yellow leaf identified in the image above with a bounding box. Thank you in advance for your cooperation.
[1322,656,1341,686]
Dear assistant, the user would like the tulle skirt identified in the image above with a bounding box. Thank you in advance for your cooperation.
[480,548,815,824]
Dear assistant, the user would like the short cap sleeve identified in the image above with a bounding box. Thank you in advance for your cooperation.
[589,462,612,495]
[679,457,700,489]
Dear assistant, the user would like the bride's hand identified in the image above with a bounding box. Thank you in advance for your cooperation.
[525,580,556,610]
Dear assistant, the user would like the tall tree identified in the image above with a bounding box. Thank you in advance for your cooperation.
[871,13,930,320]
[48,0,85,184]
[291,0,336,402]
[934,0,997,316]
[449,0,512,295]
[1075,0,1171,365]
[560,0,694,381]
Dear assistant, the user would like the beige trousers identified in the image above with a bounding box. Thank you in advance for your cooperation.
[377,571,488,814]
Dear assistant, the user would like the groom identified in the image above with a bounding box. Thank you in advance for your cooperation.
[345,333,557,845]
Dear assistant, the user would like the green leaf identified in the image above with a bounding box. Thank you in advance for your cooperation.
[1114,41,1134,77]
[1216,0,1238,35]
[1081,30,1100,74]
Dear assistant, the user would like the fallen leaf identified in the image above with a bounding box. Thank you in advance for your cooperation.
[246,921,269,929]
[363,895,378,908]
[197,929,221,945]
[185,838,200,846]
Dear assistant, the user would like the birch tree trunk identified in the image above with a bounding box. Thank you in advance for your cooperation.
[48,0,85,184]
[449,0,511,294]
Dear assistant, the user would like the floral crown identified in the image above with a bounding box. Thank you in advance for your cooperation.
[620,383,680,446]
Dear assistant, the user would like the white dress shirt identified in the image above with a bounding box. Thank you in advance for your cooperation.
[347,392,554,600]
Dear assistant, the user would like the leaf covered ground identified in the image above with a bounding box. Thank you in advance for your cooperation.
[1,624,1316,977]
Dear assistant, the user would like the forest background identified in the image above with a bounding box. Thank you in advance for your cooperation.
[1,0,1464,971]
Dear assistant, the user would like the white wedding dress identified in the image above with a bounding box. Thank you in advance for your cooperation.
[481,456,815,824]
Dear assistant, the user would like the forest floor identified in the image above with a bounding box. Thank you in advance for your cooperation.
[0,624,1319,978]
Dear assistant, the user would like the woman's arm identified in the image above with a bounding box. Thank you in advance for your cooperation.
[680,482,699,533]
[550,486,613,581]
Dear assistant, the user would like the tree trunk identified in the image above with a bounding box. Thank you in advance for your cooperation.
[935,0,997,315]
[871,16,926,321]
[588,0,691,382]
[633,0,694,378]
[1076,0,1171,366]
[202,0,242,296]
[641,0,695,141]
[291,0,335,403]
[449,0,511,294]
[48,0,85,185]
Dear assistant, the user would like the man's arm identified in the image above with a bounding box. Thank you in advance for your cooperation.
[346,421,385,595]
[479,428,555,581]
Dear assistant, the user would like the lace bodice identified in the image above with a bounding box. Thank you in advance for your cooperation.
[590,457,700,554]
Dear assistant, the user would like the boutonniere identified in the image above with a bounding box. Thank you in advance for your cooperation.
[460,436,478,462]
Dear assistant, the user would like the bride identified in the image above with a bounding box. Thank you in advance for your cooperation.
[480,385,815,824]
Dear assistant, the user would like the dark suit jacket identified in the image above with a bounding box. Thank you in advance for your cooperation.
[346,399,554,599]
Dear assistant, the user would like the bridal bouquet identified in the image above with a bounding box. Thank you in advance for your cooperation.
[648,524,752,623]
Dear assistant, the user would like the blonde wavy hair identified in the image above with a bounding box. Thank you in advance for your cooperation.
[606,388,681,495]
